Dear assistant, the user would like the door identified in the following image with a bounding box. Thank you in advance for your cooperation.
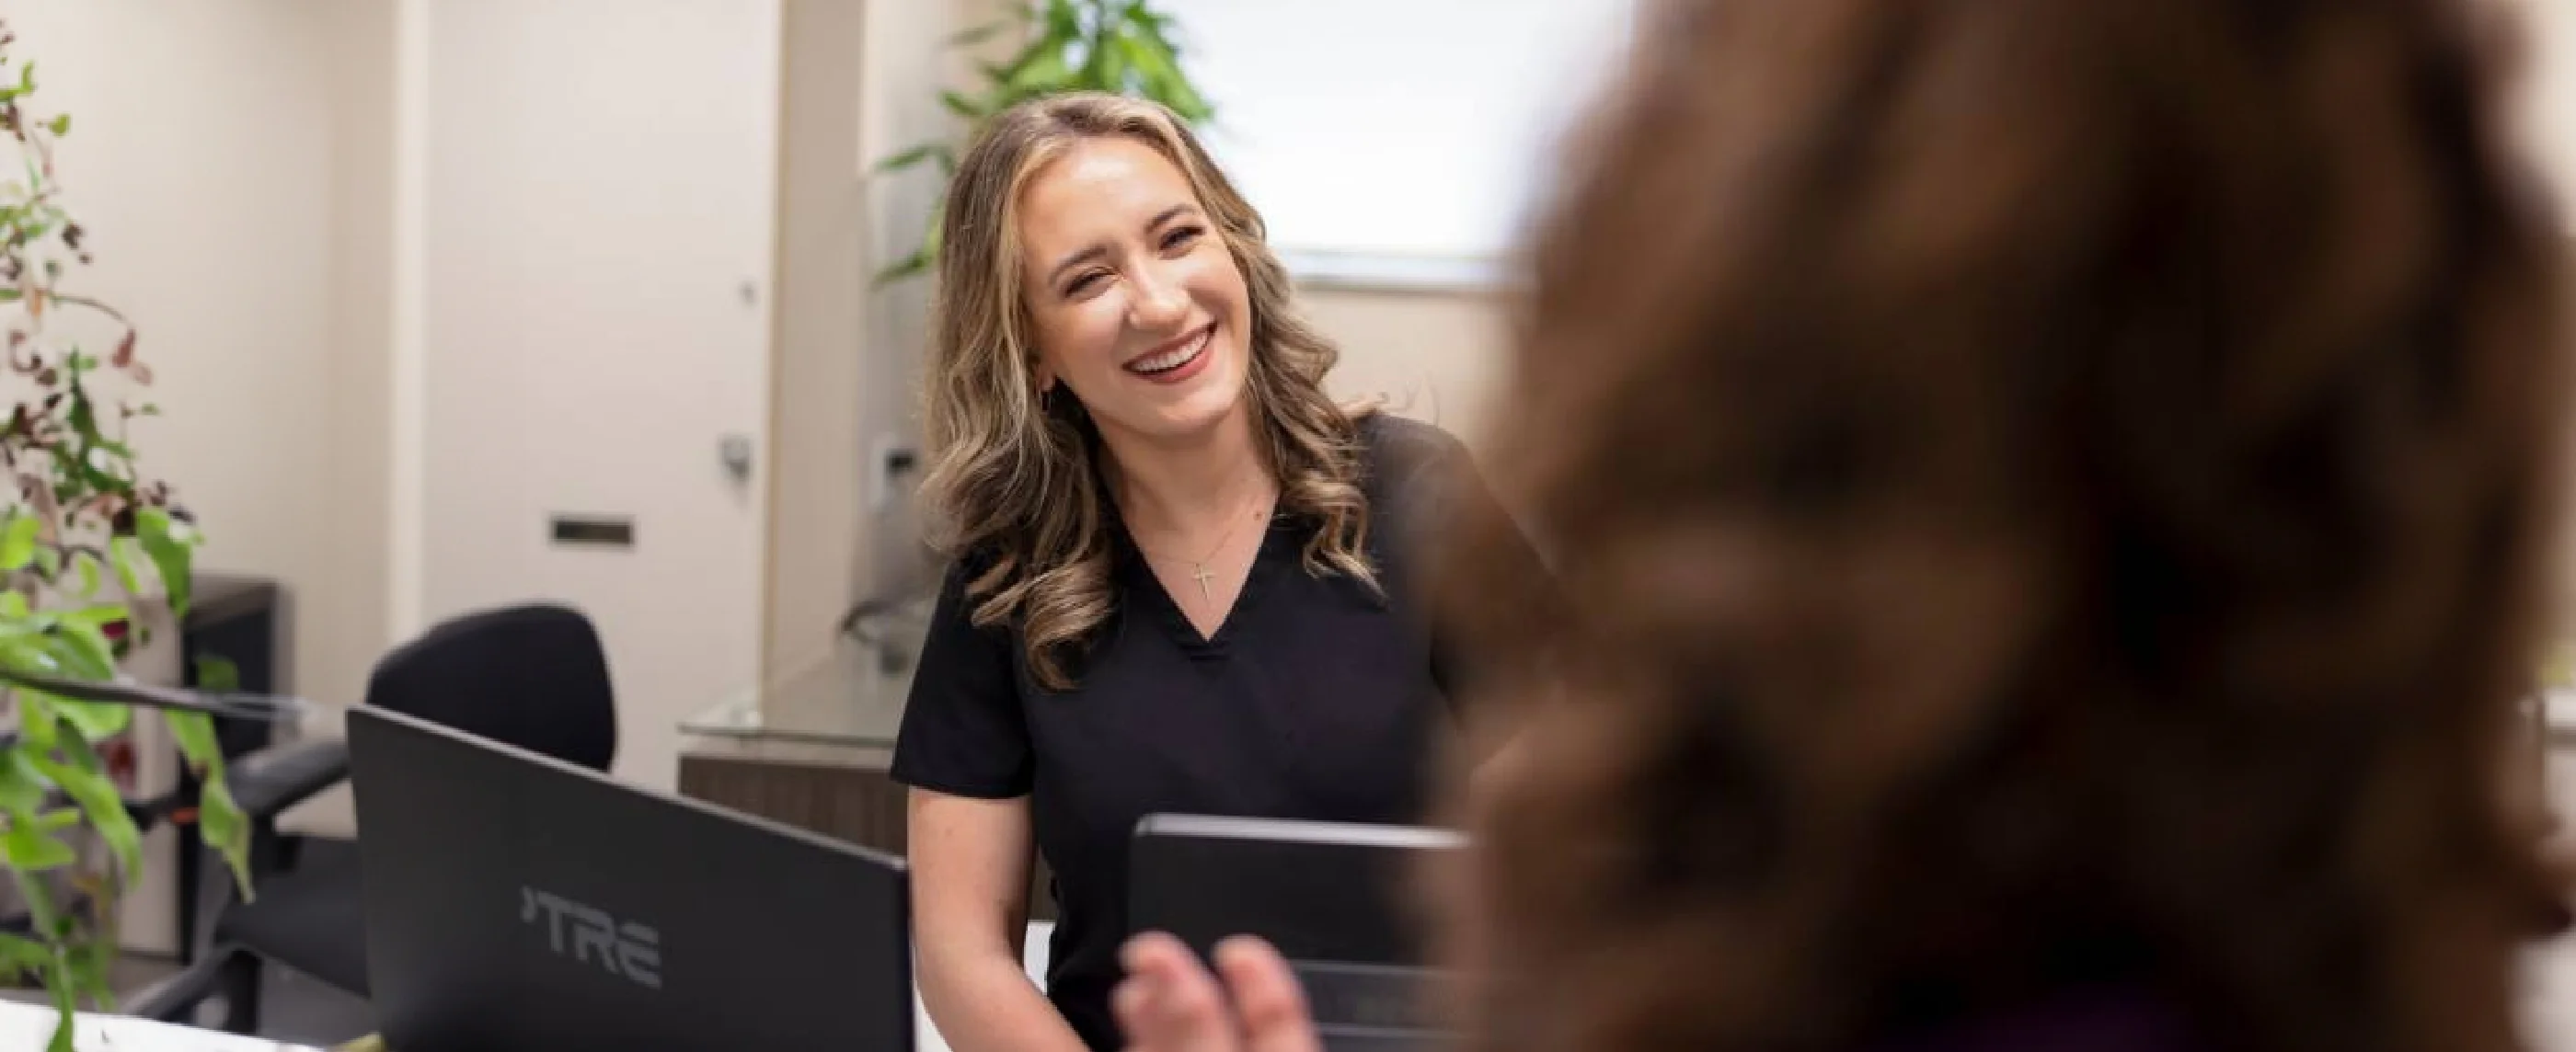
[420,0,779,791]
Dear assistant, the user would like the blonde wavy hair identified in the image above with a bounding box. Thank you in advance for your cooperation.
[919,92,1376,689]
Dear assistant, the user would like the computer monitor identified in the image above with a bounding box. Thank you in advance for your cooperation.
[349,704,914,1052]
[1129,814,1464,1052]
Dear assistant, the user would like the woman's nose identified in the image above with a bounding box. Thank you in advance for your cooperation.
[1128,267,1190,328]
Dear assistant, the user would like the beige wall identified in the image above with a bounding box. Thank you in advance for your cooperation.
[759,0,958,680]
[312,0,400,737]
[1307,287,1511,442]
[2523,0,2575,224]
[762,0,875,680]
[2524,0,2576,638]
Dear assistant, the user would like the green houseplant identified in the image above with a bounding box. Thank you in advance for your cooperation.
[871,0,1215,284]
[0,20,252,1051]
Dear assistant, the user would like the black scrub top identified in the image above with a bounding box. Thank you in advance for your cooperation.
[890,413,1505,1051]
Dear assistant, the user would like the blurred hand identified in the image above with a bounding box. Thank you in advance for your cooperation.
[1115,932,1322,1052]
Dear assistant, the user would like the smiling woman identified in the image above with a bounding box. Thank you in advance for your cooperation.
[890,92,1555,1052]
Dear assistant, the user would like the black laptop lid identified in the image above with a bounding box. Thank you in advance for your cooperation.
[350,704,914,1052]
[1130,814,1463,1051]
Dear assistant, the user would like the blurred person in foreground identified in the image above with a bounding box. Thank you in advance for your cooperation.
[1115,0,2575,1049]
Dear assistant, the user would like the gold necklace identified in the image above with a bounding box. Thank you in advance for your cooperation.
[1137,494,1272,603]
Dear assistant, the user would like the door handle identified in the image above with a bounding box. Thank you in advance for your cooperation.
[719,433,755,482]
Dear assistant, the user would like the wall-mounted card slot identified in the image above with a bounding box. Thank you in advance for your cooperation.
[550,516,635,548]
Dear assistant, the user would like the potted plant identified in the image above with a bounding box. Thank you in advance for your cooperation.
[0,20,252,1051]
[870,0,1215,284]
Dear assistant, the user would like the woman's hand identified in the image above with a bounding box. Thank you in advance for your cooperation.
[1115,932,1322,1052]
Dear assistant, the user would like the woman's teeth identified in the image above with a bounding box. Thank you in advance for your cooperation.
[1129,329,1208,374]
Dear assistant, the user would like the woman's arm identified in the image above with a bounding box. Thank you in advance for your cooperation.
[910,787,1089,1052]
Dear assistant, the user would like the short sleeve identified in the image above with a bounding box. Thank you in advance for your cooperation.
[889,558,1034,799]
[1362,415,1564,705]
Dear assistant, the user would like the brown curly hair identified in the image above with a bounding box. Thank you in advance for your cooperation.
[1436,0,2572,1049]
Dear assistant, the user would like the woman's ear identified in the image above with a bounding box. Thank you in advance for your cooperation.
[1032,359,1059,395]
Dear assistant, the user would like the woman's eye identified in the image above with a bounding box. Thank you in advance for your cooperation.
[1065,271,1108,296]
[1161,224,1204,251]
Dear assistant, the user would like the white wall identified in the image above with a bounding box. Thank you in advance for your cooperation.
[0,2,390,718]
[2522,0,2576,227]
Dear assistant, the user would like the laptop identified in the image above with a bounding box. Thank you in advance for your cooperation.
[349,704,914,1052]
[1129,814,1464,1052]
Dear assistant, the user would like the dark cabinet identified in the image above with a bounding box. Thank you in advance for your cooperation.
[678,752,1058,922]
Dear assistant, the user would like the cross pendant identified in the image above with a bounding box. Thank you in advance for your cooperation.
[1190,562,1215,602]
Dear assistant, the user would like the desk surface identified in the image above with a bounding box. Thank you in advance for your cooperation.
[0,1000,323,1051]
[680,638,914,760]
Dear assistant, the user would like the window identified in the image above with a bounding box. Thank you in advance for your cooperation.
[1161,0,1637,290]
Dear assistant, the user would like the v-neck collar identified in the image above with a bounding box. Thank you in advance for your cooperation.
[1117,512,1290,656]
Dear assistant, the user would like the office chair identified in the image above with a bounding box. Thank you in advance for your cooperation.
[126,603,619,1033]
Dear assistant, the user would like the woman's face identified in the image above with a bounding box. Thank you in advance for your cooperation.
[1016,136,1255,446]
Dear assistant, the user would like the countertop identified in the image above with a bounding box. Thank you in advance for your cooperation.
[0,999,321,1051]
[678,636,914,768]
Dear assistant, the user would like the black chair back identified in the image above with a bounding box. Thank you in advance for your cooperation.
[362,603,617,772]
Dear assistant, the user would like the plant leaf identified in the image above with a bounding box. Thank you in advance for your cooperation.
[0,932,48,982]
[1125,34,1203,109]
[64,938,112,1012]
[198,773,254,900]
[0,628,63,673]
[2,820,77,870]
[1085,25,1131,91]
[0,747,46,815]
[1043,0,1081,40]
[872,142,948,175]
[73,550,99,597]
[872,247,933,287]
[46,965,75,1052]
[31,741,141,879]
[58,603,125,630]
[1128,4,1180,44]
[0,510,37,571]
[136,507,192,616]
[195,652,242,692]
[48,697,127,741]
[51,619,117,682]
[939,89,986,120]
[947,20,1012,48]
[108,535,143,598]
[1005,47,1071,96]
[165,709,222,776]
[15,692,58,749]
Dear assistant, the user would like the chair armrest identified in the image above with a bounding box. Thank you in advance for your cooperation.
[122,950,234,1023]
[223,738,350,820]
